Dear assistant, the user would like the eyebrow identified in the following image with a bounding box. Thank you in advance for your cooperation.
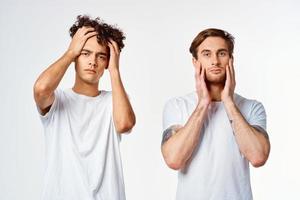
[201,49,228,54]
[217,48,229,52]
[201,50,211,54]
[81,49,108,56]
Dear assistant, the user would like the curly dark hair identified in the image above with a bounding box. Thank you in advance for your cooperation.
[69,15,125,51]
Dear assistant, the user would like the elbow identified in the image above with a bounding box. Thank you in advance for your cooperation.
[166,160,184,170]
[249,152,269,168]
[33,81,51,98]
[115,117,136,134]
[162,150,185,170]
[249,143,270,168]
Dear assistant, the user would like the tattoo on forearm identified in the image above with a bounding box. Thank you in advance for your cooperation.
[161,127,174,145]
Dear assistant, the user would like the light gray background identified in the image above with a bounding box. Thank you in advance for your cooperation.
[1,0,300,199]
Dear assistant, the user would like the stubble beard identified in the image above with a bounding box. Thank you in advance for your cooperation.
[205,72,226,87]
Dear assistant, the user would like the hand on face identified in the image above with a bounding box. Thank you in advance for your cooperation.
[67,27,97,59]
[195,63,211,106]
[107,39,120,72]
[221,57,235,103]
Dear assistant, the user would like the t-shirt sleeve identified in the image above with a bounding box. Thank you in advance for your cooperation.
[248,100,267,131]
[36,89,60,126]
[162,98,183,131]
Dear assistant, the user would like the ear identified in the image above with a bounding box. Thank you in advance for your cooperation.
[74,62,78,72]
[229,55,234,65]
[105,61,109,69]
[192,57,199,69]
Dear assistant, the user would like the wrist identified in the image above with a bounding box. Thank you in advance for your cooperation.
[196,101,210,111]
[109,68,121,81]
[223,98,237,117]
[65,50,77,61]
[222,96,234,105]
[109,67,120,74]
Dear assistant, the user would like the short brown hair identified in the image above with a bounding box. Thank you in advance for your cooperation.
[189,28,234,59]
[69,15,125,51]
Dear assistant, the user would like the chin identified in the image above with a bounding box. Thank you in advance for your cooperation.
[206,75,226,85]
[81,78,99,85]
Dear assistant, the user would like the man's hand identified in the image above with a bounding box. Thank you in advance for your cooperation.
[195,64,211,107]
[107,39,120,72]
[67,27,97,60]
[34,27,97,113]
[107,39,135,133]
[221,58,235,103]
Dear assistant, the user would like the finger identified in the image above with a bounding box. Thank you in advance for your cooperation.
[194,65,200,78]
[84,31,97,39]
[109,39,120,53]
[82,26,95,33]
[232,59,235,84]
[107,41,114,53]
[228,58,235,85]
[195,67,201,87]
[200,65,205,80]
[76,27,95,36]
[229,58,234,75]
[225,64,231,84]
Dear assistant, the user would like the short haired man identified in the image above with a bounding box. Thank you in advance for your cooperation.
[34,15,135,200]
[161,28,270,200]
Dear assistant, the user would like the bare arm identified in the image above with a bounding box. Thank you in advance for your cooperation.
[161,63,210,170]
[224,101,270,167]
[33,27,97,115]
[221,59,270,167]
[161,103,208,170]
[107,40,136,134]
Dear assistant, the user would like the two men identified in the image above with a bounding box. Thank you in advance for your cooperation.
[161,29,270,199]
[34,15,270,200]
[34,16,135,200]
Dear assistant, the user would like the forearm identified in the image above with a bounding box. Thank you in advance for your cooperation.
[110,69,136,133]
[224,100,270,167]
[34,51,74,95]
[162,103,209,170]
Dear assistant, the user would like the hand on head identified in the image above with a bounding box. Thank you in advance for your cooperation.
[107,38,120,72]
[68,26,98,59]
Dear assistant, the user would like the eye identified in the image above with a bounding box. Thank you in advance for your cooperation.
[218,51,227,57]
[97,55,107,61]
[202,52,210,57]
[81,52,89,56]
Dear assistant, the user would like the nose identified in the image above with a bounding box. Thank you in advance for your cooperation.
[88,55,97,68]
[211,54,220,66]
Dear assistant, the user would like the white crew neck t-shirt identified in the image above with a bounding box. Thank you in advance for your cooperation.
[37,88,126,200]
[163,92,267,200]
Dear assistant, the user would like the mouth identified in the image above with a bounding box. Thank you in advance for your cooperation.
[209,67,222,74]
[84,69,96,74]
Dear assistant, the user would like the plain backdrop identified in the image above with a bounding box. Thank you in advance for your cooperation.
[1,0,300,199]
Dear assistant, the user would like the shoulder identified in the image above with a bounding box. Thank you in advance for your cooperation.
[165,92,197,108]
[234,93,265,113]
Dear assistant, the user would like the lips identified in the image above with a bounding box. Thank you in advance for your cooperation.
[209,67,222,73]
[84,69,96,74]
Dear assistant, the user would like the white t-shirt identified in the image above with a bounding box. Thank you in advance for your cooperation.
[163,92,267,200]
[37,88,126,200]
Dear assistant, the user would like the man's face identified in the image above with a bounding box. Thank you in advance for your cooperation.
[75,36,109,85]
[193,36,230,85]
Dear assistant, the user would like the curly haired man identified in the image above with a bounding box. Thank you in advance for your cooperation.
[34,15,135,200]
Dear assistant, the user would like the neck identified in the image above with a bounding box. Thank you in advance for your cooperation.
[207,83,224,101]
[72,77,100,97]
